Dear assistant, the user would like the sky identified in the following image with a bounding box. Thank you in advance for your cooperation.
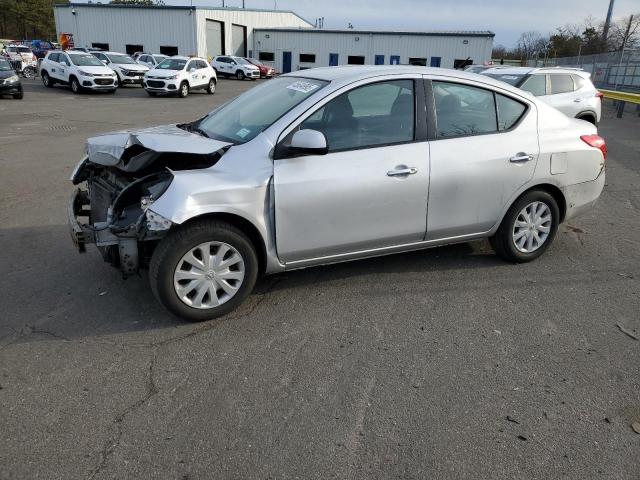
[82,0,639,47]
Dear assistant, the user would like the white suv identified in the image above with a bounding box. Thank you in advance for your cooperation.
[211,56,260,80]
[91,51,149,86]
[143,56,217,98]
[135,53,168,69]
[40,50,118,93]
[482,67,602,125]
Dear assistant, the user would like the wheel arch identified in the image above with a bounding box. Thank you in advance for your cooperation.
[178,212,268,275]
[575,110,597,125]
[511,183,567,223]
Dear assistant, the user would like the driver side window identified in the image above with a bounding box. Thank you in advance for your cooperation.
[299,79,415,152]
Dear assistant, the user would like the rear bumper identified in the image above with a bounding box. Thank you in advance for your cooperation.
[561,168,605,221]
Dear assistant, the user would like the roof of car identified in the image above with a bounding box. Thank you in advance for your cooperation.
[483,66,586,75]
[286,65,532,92]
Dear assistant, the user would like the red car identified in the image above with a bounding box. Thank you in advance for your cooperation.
[243,58,275,78]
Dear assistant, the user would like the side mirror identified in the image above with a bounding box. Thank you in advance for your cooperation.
[289,129,328,156]
[189,67,196,73]
[101,60,108,64]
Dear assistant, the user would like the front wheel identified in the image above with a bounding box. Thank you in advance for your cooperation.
[491,190,559,263]
[70,77,81,94]
[235,70,245,80]
[149,220,259,322]
[178,81,189,98]
[41,71,54,87]
[13,92,24,99]
[206,78,216,94]
[22,66,36,78]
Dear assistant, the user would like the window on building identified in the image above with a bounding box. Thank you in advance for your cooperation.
[496,94,527,130]
[430,57,442,67]
[258,51,274,62]
[91,43,109,51]
[300,80,415,151]
[347,55,365,65]
[520,74,546,96]
[433,81,497,137]
[453,59,472,69]
[159,46,178,56]
[125,44,144,55]
[408,57,427,66]
[549,74,574,94]
[299,53,316,63]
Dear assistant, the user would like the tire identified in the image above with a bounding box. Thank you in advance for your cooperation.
[146,90,157,96]
[235,70,245,80]
[178,81,189,98]
[70,76,81,94]
[41,71,54,87]
[491,190,560,263]
[107,89,116,94]
[149,220,259,322]
[206,78,216,94]
[22,66,36,78]
[13,92,24,100]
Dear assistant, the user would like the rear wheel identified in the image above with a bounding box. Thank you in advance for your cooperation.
[41,71,54,87]
[149,220,259,322]
[178,81,189,98]
[206,78,216,94]
[70,76,81,94]
[491,190,559,263]
[235,70,245,80]
[22,66,36,78]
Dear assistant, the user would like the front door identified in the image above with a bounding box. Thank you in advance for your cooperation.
[329,53,339,66]
[282,51,292,73]
[274,77,429,263]
[390,55,400,65]
[426,79,539,240]
[375,55,385,65]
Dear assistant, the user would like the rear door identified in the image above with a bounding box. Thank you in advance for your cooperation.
[186,59,204,87]
[425,78,539,240]
[273,76,430,263]
[543,74,576,116]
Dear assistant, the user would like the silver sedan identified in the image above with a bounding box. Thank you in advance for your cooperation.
[70,66,606,321]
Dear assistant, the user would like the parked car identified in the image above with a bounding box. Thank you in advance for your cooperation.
[211,55,260,80]
[2,44,38,78]
[142,56,216,97]
[69,47,104,53]
[91,51,149,86]
[18,40,54,59]
[69,66,606,321]
[40,50,118,93]
[481,66,602,125]
[243,57,275,78]
[135,53,168,69]
[0,57,23,99]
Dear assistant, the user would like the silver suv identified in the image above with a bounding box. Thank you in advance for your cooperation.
[482,67,602,125]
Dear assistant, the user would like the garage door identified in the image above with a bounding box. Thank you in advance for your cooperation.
[231,24,246,57]
[206,20,224,59]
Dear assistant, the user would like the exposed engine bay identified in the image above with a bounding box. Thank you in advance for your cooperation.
[68,124,232,276]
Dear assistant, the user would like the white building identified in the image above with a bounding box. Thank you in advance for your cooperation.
[253,28,494,73]
[53,3,312,59]
[53,3,493,70]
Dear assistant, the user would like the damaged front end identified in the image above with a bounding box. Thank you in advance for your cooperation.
[68,124,231,276]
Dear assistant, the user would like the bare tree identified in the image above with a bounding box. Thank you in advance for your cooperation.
[515,31,547,63]
[608,14,640,51]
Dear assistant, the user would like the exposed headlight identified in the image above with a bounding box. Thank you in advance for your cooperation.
[165,75,178,80]
[78,70,94,77]
[4,75,19,83]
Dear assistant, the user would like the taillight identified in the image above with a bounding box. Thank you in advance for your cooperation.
[581,134,606,160]
[595,91,604,100]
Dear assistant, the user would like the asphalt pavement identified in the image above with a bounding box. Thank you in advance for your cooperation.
[0,78,639,479]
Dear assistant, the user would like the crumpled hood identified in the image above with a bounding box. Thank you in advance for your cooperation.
[86,124,232,172]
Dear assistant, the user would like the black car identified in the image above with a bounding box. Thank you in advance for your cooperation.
[0,57,23,99]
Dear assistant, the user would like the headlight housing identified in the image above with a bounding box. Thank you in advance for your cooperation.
[78,70,94,77]
[165,74,178,80]
[4,75,19,83]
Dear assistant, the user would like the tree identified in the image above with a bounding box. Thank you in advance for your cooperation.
[0,0,66,40]
[548,24,582,57]
[515,31,547,63]
[608,14,640,51]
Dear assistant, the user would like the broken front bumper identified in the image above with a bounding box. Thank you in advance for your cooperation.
[68,188,91,253]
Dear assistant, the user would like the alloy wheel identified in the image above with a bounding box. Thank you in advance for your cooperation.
[173,241,245,309]
[512,201,552,253]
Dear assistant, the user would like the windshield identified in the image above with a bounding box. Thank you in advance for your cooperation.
[483,73,526,86]
[107,54,136,64]
[198,76,328,144]
[0,58,12,71]
[156,58,187,70]
[235,58,251,65]
[9,47,31,54]
[70,54,104,67]
[153,55,167,63]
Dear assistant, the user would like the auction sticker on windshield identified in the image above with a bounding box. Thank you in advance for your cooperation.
[286,81,320,94]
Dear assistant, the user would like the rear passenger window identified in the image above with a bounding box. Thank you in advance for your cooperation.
[520,74,546,96]
[571,74,586,90]
[433,82,497,137]
[496,94,526,130]
[549,74,574,94]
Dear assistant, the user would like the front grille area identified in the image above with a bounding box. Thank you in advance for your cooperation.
[147,80,165,88]
[95,78,114,86]
[125,71,142,77]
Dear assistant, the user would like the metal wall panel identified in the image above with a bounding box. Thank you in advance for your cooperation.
[231,24,247,57]
[253,30,493,72]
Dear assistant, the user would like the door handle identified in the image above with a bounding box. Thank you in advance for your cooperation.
[574,98,583,103]
[387,167,418,176]
[509,153,533,163]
